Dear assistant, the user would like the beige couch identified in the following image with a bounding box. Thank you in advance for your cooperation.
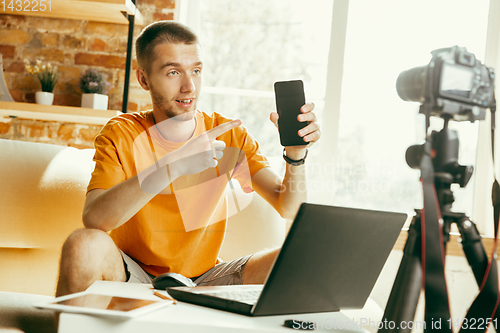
[0,138,287,332]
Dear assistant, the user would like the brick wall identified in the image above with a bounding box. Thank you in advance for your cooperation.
[0,0,176,148]
[0,116,102,149]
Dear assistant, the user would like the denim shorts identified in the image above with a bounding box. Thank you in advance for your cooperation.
[120,250,253,286]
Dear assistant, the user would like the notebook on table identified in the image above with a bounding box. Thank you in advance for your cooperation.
[167,203,406,316]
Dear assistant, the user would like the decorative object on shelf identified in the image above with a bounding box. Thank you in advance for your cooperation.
[0,54,14,102]
[24,59,59,105]
[79,69,110,110]
[34,91,55,106]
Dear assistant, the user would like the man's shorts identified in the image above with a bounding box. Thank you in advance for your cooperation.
[120,250,253,286]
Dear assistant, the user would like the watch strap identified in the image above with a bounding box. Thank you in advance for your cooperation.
[283,148,308,166]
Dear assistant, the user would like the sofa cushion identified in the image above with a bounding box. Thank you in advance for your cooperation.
[221,180,286,261]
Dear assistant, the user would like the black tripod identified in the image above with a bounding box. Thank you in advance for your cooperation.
[379,119,493,333]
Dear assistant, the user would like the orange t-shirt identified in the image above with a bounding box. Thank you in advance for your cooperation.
[87,110,270,277]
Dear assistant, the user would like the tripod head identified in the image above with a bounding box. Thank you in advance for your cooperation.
[405,115,474,214]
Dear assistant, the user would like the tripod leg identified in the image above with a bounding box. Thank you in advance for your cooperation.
[457,217,490,283]
[379,214,423,333]
[456,217,500,321]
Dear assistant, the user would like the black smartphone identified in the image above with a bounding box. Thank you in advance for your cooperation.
[274,80,307,146]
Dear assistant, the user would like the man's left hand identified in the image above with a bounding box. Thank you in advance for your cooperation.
[270,102,321,160]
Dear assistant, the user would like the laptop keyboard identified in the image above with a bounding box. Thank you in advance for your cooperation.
[203,289,261,304]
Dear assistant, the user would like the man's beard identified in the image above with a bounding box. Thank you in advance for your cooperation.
[150,88,196,122]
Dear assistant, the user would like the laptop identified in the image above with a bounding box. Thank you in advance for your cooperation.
[167,203,406,316]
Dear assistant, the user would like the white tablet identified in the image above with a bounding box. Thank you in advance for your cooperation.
[35,291,172,319]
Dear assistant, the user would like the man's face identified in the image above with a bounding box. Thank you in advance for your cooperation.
[140,42,203,121]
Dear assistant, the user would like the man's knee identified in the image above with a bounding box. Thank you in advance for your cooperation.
[252,247,280,262]
[62,228,114,258]
[241,247,280,284]
[60,229,122,272]
[57,228,126,296]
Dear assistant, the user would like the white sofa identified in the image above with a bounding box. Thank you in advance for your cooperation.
[0,138,287,333]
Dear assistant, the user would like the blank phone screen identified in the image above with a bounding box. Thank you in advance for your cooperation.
[274,80,307,146]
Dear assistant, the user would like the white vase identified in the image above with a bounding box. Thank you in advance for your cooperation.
[35,91,54,105]
[81,93,108,110]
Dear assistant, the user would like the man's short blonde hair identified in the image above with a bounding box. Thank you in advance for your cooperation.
[135,21,198,74]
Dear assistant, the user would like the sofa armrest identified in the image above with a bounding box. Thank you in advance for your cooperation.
[0,139,94,295]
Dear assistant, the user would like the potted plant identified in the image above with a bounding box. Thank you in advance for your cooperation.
[79,69,109,110]
[24,59,59,105]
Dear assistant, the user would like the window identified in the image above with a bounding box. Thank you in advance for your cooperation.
[180,0,499,234]
[330,0,490,219]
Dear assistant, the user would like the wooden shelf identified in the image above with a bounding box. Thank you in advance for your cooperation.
[0,0,143,25]
[393,228,500,258]
[1,0,142,113]
[0,101,119,125]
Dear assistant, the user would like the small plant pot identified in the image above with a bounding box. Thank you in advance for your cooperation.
[35,91,54,105]
[81,93,108,110]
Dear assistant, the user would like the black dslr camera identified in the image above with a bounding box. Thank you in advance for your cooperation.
[401,46,496,187]
[396,45,495,122]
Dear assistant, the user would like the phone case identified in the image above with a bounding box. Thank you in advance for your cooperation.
[274,80,307,146]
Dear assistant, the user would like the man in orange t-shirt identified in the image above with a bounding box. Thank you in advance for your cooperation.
[56,21,321,297]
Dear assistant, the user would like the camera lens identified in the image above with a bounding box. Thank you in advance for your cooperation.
[396,66,427,103]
